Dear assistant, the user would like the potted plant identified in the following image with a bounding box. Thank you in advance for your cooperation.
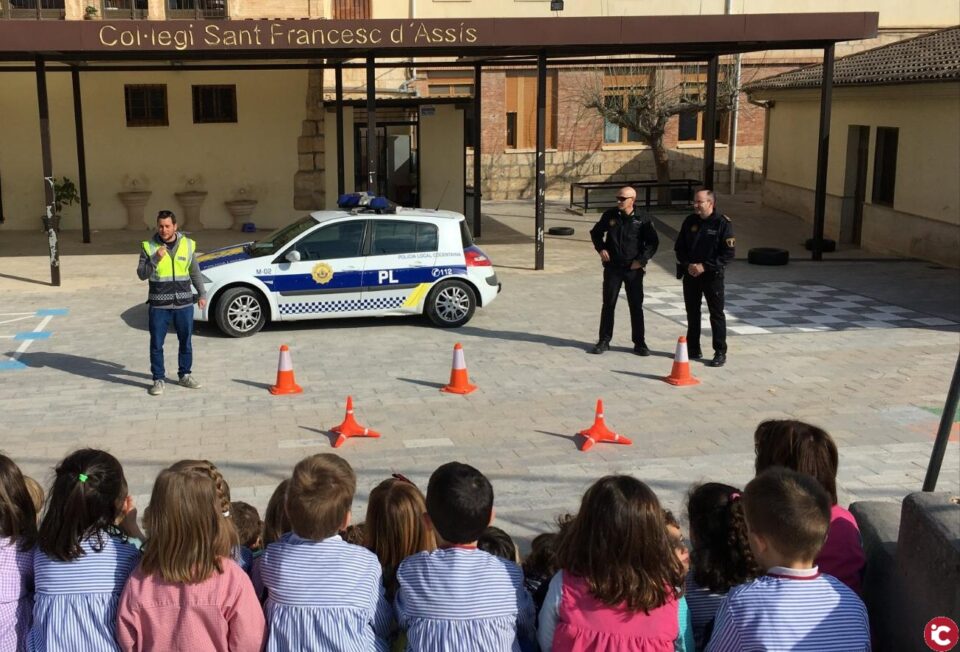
[42,176,80,232]
[84,5,98,19]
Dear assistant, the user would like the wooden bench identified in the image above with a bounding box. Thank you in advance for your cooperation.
[569,179,701,212]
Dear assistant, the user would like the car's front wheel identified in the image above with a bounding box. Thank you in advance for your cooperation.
[215,287,267,337]
[426,279,476,328]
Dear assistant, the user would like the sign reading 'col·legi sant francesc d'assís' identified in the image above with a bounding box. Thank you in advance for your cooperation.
[97,20,483,51]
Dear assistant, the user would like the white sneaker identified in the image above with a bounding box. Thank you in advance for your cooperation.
[148,379,165,396]
[179,374,202,389]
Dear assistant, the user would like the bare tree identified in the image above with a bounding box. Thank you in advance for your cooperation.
[581,63,742,185]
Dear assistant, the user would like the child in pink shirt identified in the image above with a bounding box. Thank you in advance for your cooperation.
[754,419,866,593]
[0,454,36,652]
[538,475,685,652]
[116,460,265,652]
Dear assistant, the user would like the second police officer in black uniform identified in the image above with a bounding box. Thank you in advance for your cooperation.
[589,186,659,355]
[674,188,735,368]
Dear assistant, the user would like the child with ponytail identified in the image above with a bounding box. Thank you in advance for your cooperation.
[30,449,140,652]
[684,482,761,651]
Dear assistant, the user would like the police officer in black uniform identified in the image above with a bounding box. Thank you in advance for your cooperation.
[588,186,659,355]
[674,188,735,367]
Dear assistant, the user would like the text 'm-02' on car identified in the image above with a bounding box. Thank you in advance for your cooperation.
[195,195,501,337]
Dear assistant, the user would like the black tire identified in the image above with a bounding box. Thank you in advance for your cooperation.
[548,226,575,236]
[425,279,477,328]
[215,287,268,337]
[804,238,837,253]
[747,247,790,266]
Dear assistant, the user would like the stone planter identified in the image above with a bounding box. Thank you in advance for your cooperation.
[117,190,152,230]
[174,190,208,231]
[224,199,258,230]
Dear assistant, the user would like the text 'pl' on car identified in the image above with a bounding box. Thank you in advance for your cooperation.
[194,194,501,337]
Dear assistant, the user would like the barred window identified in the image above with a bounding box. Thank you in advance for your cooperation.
[192,85,237,124]
[331,0,370,19]
[125,85,168,128]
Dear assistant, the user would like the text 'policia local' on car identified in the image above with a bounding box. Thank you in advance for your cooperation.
[195,194,501,337]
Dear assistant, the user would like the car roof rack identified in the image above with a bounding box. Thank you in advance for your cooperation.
[337,192,398,215]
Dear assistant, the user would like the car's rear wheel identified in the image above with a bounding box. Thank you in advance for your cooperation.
[426,279,476,328]
[215,287,267,337]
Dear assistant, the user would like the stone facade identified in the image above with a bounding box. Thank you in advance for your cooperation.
[295,67,326,210]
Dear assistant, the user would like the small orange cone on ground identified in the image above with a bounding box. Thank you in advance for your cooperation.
[578,399,632,452]
[663,336,701,387]
[331,396,381,448]
[440,342,477,395]
[269,344,303,395]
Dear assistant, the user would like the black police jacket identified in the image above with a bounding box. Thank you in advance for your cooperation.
[674,211,736,271]
[589,207,659,268]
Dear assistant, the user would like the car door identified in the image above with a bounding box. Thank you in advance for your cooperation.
[271,219,368,320]
[362,219,439,315]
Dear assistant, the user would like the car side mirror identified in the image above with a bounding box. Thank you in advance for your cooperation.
[285,250,301,263]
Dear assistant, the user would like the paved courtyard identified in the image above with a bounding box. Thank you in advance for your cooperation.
[1,194,958,548]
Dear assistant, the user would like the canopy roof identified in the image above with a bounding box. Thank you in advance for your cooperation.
[0,13,878,63]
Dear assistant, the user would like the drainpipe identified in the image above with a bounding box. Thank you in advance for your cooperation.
[726,0,741,195]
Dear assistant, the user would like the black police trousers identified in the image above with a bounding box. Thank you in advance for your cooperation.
[599,265,646,346]
[682,269,726,356]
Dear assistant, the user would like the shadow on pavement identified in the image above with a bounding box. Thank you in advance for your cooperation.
[14,351,152,389]
[457,326,586,350]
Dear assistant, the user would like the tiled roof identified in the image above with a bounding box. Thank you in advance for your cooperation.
[746,26,960,91]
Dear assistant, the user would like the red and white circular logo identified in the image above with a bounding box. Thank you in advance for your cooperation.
[926,617,959,652]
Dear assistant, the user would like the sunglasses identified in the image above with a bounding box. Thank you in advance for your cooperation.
[616,196,632,202]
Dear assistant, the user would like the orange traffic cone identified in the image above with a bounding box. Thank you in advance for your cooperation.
[269,344,303,395]
[440,342,477,395]
[663,336,701,387]
[331,396,381,448]
[578,399,632,452]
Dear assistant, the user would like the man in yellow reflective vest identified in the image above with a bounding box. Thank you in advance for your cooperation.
[137,210,207,396]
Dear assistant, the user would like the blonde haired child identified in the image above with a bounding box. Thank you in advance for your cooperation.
[259,454,391,651]
[116,462,265,652]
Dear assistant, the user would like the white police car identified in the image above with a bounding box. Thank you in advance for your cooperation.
[195,195,501,337]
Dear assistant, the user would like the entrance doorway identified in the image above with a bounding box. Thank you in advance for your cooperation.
[840,125,869,246]
[355,122,420,207]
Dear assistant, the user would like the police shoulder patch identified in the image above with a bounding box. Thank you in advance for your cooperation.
[726,237,736,248]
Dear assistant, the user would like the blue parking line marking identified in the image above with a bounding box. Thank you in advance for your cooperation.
[14,332,52,340]
[0,360,27,370]
[35,309,68,316]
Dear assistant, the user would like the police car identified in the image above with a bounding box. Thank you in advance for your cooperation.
[195,195,501,337]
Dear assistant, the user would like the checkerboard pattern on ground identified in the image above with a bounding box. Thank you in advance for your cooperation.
[640,282,958,335]
[278,296,405,315]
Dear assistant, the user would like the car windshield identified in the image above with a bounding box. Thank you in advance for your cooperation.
[248,216,317,257]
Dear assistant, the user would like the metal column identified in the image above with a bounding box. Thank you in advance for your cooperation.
[702,56,719,191]
[534,52,547,270]
[811,44,835,261]
[923,353,960,492]
[335,62,346,197]
[472,63,482,238]
[365,57,377,194]
[71,67,91,244]
[35,55,59,287]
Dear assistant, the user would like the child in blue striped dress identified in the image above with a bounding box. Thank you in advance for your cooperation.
[395,462,536,652]
[684,483,760,651]
[29,449,141,652]
[260,454,392,652]
[0,454,37,652]
[705,468,870,652]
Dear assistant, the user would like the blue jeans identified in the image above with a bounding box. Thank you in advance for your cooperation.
[148,305,193,381]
